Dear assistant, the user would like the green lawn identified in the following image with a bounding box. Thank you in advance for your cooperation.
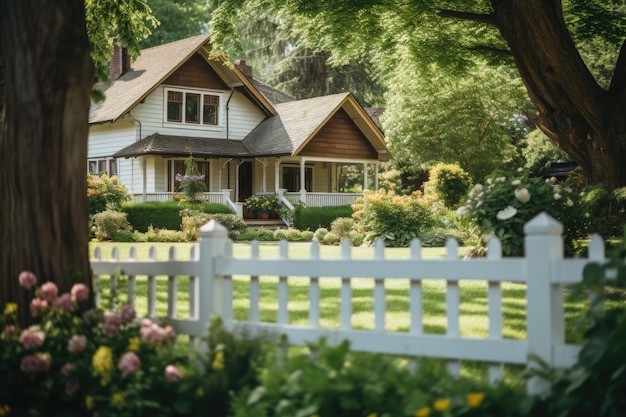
[90,241,589,345]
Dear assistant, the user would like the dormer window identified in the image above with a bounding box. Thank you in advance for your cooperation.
[166,88,220,126]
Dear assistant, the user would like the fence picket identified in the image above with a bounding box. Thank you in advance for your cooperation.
[249,241,260,322]
[374,239,386,331]
[340,240,352,331]
[309,241,321,328]
[445,238,461,378]
[222,241,233,323]
[278,240,289,325]
[486,238,504,384]
[147,246,157,318]
[167,247,177,319]
[409,239,423,336]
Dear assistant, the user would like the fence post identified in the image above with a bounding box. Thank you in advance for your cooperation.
[197,220,229,334]
[523,212,564,395]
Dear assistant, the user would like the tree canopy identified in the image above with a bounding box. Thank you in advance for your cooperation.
[210,0,626,188]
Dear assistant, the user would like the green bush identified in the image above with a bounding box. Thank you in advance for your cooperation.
[132,226,187,242]
[425,163,472,208]
[256,228,277,241]
[87,174,130,215]
[578,185,626,239]
[313,228,329,242]
[92,210,130,241]
[113,229,135,242]
[208,214,248,238]
[274,228,314,242]
[122,201,229,232]
[293,205,353,231]
[233,229,260,241]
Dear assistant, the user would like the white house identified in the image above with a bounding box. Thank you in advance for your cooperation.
[88,35,391,212]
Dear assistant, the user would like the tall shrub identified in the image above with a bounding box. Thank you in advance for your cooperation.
[87,174,129,215]
[176,155,206,204]
[425,163,472,209]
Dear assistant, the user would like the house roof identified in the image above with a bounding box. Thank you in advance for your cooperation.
[112,133,255,158]
[250,79,297,104]
[89,35,275,124]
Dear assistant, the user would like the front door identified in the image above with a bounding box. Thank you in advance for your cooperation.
[238,161,253,202]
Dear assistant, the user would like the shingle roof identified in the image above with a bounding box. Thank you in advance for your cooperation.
[250,79,296,104]
[112,133,252,158]
[90,35,212,124]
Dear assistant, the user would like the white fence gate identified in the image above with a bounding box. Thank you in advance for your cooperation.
[90,213,606,394]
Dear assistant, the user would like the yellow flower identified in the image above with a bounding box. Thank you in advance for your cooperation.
[128,337,140,352]
[85,396,94,410]
[414,406,430,417]
[92,346,113,385]
[366,413,378,417]
[3,303,17,315]
[112,392,125,406]
[433,399,451,412]
[311,414,320,417]
[195,387,204,397]
[0,404,10,416]
[466,392,485,408]
[212,350,224,371]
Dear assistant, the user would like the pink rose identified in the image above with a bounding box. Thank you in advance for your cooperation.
[120,305,136,322]
[2,325,17,339]
[20,329,45,349]
[140,320,175,343]
[30,298,48,316]
[103,312,121,335]
[70,283,89,302]
[61,362,75,376]
[20,353,51,372]
[67,334,87,353]
[39,282,58,302]
[54,293,74,313]
[18,271,37,290]
[118,352,141,377]
[164,365,183,381]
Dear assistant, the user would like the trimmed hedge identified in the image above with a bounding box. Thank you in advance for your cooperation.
[121,201,230,232]
[293,205,354,231]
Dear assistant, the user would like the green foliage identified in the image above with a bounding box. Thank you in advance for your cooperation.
[176,156,207,204]
[456,170,585,256]
[132,226,187,242]
[578,185,626,239]
[231,338,526,417]
[353,189,436,247]
[244,195,280,213]
[234,229,260,241]
[113,230,136,242]
[425,163,473,209]
[527,242,626,416]
[141,0,208,48]
[521,130,570,177]
[87,174,130,215]
[122,201,229,233]
[293,205,353,231]
[92,210,131,241]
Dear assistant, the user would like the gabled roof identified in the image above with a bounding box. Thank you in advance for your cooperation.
[112,133,252,158]
[243,92,391,161]
[89,35,276,124]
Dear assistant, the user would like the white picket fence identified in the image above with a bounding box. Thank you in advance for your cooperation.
[90,212,606,394]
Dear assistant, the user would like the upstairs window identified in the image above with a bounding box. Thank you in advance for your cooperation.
[166,88,220,126]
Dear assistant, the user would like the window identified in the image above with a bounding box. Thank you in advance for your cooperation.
[88,158,117,176]
[282,166,312,192]
[166,88,220,126]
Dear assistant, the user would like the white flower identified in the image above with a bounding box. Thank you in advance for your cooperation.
[498,176,506,182]
[515,188,531,203]
[456,206,470,216]
[487,178,493,185]
[468,184,483,198]
[585,212,590,218]
[553,193,562,200]
[517,167,524,172]
[566,198,574,207]
[496,206,518,220]
[511,180,521,186]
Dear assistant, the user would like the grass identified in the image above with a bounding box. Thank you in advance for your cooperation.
[90,241,589,343]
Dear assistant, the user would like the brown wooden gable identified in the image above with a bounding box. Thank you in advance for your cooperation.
[299,108,379,159]
[164,53,229,90]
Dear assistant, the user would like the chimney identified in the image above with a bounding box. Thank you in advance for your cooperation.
[109,41,131,81]
[234,59,253,79]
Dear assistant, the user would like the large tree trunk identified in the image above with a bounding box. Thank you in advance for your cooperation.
[490,0,626,189]
[0,0,94,325]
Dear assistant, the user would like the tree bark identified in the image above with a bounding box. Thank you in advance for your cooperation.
[0,0,94,325]
[490,0,626,189]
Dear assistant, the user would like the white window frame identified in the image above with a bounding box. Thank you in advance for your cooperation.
[164,87,223,128]
[88,158,117,177]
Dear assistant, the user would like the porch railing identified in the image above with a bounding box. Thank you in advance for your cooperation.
[286,192,362,207]
[131,192,226,204]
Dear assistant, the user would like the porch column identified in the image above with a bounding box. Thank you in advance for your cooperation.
[221,158,232,192]
[274,158,280,191]
[236,160,243,202]
[363,162,369,191]
[256,158,267,193]
[142,157,147,201]
[374,163,379,190]
[300,158,306,203]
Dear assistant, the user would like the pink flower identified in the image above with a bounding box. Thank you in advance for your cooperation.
[61,362,75,376]
[139,319,175,343]
[54,293,74,313]
[67,335,87,353]
[118,352,141,377]
[164,365,183,381]
[30,298,48,316]
[71,283,89,302]
[2,325,17,339]
[20,329,45,349]
[20,353,51,372]
[18,271,37,290]
[39,282,58,302]
[103,312,121,335]
[120,305,136,322]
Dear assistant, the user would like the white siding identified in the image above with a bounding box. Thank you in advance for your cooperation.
[129,86,266,140]
[88,121,136,158]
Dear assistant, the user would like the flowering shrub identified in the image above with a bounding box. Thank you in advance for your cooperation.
[456,169,584,256]
[175,156,206,203]
[244,194,279,213]
[352,189,437,247]
[0,273,206,417]
[87,174,130,215]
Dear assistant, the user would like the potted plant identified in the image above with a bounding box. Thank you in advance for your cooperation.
[244,195,279,218]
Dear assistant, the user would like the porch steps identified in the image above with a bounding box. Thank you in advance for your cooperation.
[244,219,288,230]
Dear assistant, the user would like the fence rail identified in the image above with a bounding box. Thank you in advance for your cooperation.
[90,212,606,395]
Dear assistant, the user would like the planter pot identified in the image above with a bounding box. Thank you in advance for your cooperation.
[259,212,270,219]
